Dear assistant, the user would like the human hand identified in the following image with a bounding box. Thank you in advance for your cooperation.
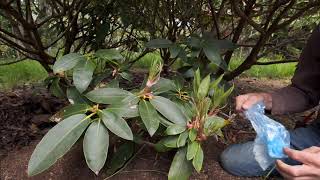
[276,147,320,180]
[235,92,272,112]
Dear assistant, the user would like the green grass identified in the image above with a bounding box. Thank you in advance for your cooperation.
[132,52,163,68]
[0,60,48,90]
[229,57,297,79]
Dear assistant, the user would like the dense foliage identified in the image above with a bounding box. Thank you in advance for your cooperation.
[0,0,319,78]
[27,48,234,179]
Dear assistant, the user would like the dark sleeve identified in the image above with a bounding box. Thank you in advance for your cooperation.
[271,26,320,115]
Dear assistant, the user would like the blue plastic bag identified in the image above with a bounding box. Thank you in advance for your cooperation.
[244,102,290,170]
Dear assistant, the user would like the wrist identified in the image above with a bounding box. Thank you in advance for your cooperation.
[261,93,272,110]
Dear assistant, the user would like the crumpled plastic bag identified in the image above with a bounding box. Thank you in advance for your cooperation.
[244,102,290,170]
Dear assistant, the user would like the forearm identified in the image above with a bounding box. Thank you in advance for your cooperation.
[271,85,318,115]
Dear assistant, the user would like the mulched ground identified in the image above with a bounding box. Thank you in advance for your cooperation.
[0,86,67,158]
[1,77,310,180]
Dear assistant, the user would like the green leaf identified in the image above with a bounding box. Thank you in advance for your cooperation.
[169,44,182,58]
[108,95,139,118]
[150,96,187,125]
[165,124,186,135]
[99,109,133,140]
[151,78,175,95]
[53,53,85,73]
[154,140,173,152]
[197,74,211,99]
[203,43,227,70]
[50,104,91,123]
[146,38,173,48]
[186,37,201,48]
[86,88,131,104]
[187,141,199,160]
[193,69,201,94]
[73,59,96,93]
[192,145,204,173]
[168,147,193,180]
[138,100,160,136]
[107,142,134,175]
[158,115,174,127]
[189,129,197,142]
[204,116,229,136]
[28,114,90,176]
[119,72,132,82]
[210,74,224,91]
[67,87,90,105]
[177,131,188,147]
[172,75,185,90]
[159,136,179,148]
[49,77,65,98]
[95,49,124,61]
[107,79,119,88]
[174,100,195,120]
[83,120,109,175]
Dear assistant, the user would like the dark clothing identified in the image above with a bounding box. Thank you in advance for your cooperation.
[272,26,320,115]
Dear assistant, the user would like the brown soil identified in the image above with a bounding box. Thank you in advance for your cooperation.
[0,78,299,180]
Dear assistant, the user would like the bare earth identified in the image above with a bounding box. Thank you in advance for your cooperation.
[0,78,293,180]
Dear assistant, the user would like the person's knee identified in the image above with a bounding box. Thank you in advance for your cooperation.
[219,142,266,177]
[219,145,240,175]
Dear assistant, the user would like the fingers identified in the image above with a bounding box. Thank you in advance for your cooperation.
[235,93,265,112]
[276,160,310,177]
[284,148,315,165]
[303,146,320,154]
[235,95,248,112]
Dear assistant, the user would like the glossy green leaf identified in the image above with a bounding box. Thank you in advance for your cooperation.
[146,39,173,48]
[151,78,175,95]
[107,142,134,175]
[83,120,109,175]
[197,74,211,99]
[204,116,229,136]
[189,128,197,142]
[95,49,124,61]
[67,87,90,105]
[138,100,160,136]
[53,53,85,73]
[154,140,173,152]
[160,136,179,148]
[186,37,201,48]
[107,79,119,88]
[86,88,131,104]
[177,131,188,147]
[50,77,65,98]
[28,114,90,176]
[174,100,195,120]
[172,75,185,90]
[158,115,174,127]
[49,104,90,123]
[119,72,132,82]
[165,124,186,135]
[99,109,133,140]
[168,147,193,180]
[169,44,182,58]
[203,43,227,70]
[150,96,187,125]
[187,141,199,160]
[210,74,224,91]
[192,145,204,173]
[108,95,139,118]
[73,59,96,93]
[193,69,201,94]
